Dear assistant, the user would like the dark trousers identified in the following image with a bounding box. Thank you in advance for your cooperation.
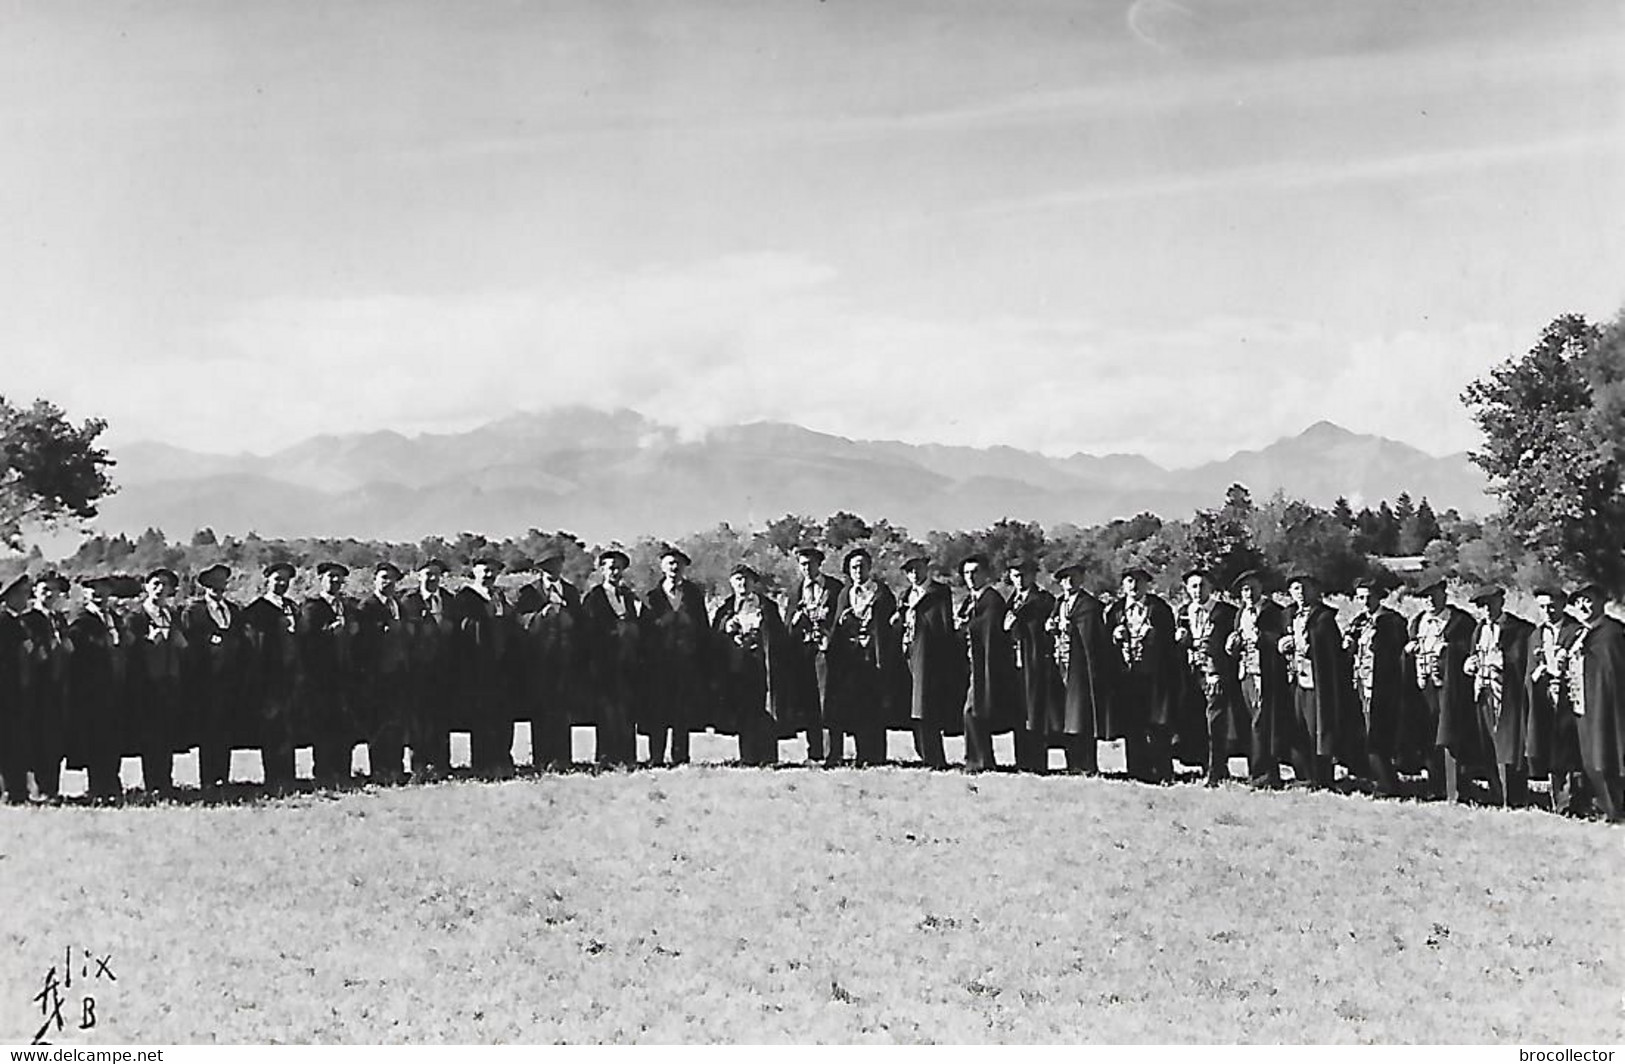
[30,699,64,797]
[1487,762,1528,807]
[1357,691,1399,795]
[1240,676,1279,783]
[199,740,231,789]
[312,739,352,786]
[1014,729,1048,773]
[647,726,689,766]
[0,749,25,802]
[837,724,885,766]
[804,726,825,762]
[86,753,122,799]
[1290,688,1332,788]
[141,750,174,795]
[364,669,410,782]
[963,711,997,772]
[141,679,180,793]
[1585,769,1624,822]
[738,715,777,766]
[595,689,635,768]
[913,723,947,769]
[1552,770,1590,815]
[1199,679,1233,782]
[262,738,295,790]
[471,723,515,775]
[531,713,572,770]
[1125,726,1173,783]
[1064,734,1098,773]
[411,677,453,776]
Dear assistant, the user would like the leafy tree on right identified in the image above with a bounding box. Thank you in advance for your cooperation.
[1463,311,1625,591]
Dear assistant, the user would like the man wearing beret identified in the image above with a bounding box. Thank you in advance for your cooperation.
[241,562,304,793]
[1175,568,1243,786]
[1047,563,1119,774]
[1564,584,1625,822]
[642,546,709,768]
[786,546,843,766]
[67,576,130,802]
[457,557,518,779]
[1463,585,1535,806]
[185,564,248,794]
[0,574,32,802]
[356,562,412,784]
[1404,573,1477,801]
[1005,559,1060,774]
[957,554,1015,772]
[19,573,72,802]
[1525,587,1586,814]
[123,568,188,799]
[1225,570,1288,788]
[1107,567,1180,783]
[828,548,899,767]
[897,555,961,770]
[1343,575,1408,796]
[400,559,456,780]
[301,562,358,789]
[1280,573,1352,789]
[582,550,642,768]
[514,552,587,771]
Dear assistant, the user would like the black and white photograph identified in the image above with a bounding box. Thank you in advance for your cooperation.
[2,0,1622,1047]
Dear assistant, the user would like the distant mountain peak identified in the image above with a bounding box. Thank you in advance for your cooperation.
[1298,420,1357,441]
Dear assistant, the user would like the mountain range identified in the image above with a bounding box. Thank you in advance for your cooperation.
[97,408,1489,543]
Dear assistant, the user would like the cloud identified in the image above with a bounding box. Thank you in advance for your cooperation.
[101,253,1514,467]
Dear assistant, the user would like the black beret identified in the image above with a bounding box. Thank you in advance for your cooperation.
[316,561,350,579]
[1469,584,1506,604]
[1120,567,1153,584]
[660,546,692,566]
[597,549,630,568]
[1,573,32,603]
[374,562,404,580]
[1053,563,1086,581]
[794,545,826,563]
[197,564,233,590]
[900,555,932,574]
[959,553,990,570]
[1181,567,1211,583]
[1006,558,1039,575]
[730,563,759,582]
[145,567,180,589]
[418,558,450,574]
[471,556,506,572]
[1230,569,1264,591]
[843,547,872,567]
[262,562,296,580]
[535,552,565,570]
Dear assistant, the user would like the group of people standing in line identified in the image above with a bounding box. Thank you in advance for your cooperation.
[0,542,1620,821]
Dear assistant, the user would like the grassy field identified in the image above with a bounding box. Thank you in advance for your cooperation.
[2,732,1621,1044]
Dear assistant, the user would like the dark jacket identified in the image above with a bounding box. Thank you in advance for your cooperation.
[828,581,901,730]
[900,580,965,732]
[1052,589,1121,739]
[957,585,1016,731]
[642,579,711,732]
[711,593,799,736]
[1344,606,1409,761]
[1006,585,1061,735]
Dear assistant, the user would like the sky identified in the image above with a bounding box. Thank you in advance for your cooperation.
[3,0,1621,466]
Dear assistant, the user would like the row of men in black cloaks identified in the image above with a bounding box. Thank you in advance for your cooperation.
[1,543,1622,820]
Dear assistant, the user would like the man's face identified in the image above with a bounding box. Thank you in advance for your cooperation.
[905,565,928,588]
[847,556,871,584]
[962,562,985,591]
[662,556,685,581]
[146,577,172,603]
[472,563,495,588]
[539,560,563,583]
[1480,593,1504,620]
[1357,588,1381,614]
[1573,594,1601,624]
[1185,575,1211,604]
[729,573,750,598]
[601,559,625,585]
[267,572,292,598]
[83,587,106,611]
[1058,575,1078,597]
[34,585,57,611]
[420,569,441,593]
[797,556,817,580]
[1536,594,1565,624]
[374,572,397,598]
[1290,581,1315,608]
[1427,587,1448,611]
[1008,569,1030,592]
[320,571,344,596]
[1238,582,1261,608]
[1122,575,1146,600]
